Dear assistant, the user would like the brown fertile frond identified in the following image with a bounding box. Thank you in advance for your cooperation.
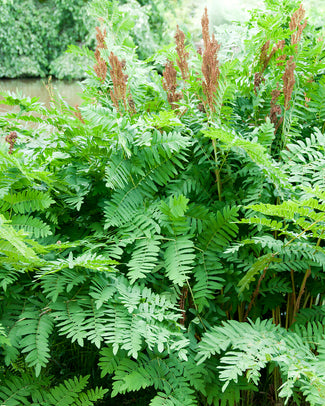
[259,40,285,73]
[175,26,189,81]
[74,105,85,124]
[178,286,188,326]
[95,26,107,50]
[290,4,307,45]
[201,8,210,50]
[276,54,287,67]
[94,26,107,82]
[128,96,137,115]
[5,131,18,154]
[283,56,296,110]
[109,52,128,111]
[259,40,271,70]
[201,8,220,113]
[269,84,283,133]
[202,33,220,112]
[254,72,265,94]
[163,60,182,109]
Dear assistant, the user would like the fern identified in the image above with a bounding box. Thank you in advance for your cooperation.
[197,319,325,403]
[0,190,55,214]
[0,215,39,262]
[2,1,325,404]
[8,214,52,238]
[18,306,54,376]
[193,207,239,310]
[127,236,161,283]
[100,348,199,405]
[0,374,107,406]
[163,236,195,286]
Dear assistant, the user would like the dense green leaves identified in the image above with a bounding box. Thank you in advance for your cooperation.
[1,0,325,405]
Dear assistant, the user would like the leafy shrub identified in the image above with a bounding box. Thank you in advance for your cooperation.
[0,0,93,79]
[1,0,325,405]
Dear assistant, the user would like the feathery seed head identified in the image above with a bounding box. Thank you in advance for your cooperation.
[283,56,296,110]
[94,27,107,82]
[201,8,220,113]
[74,105,85,124]
[163,60,182,109]
[269,84,283,132]
[175,26,189,81]
[5,131,18,154]
[109,52,128,111]
[290,4,307,45]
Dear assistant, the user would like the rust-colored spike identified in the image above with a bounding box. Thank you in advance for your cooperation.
[109,52,128,111]
[95,26,107,49]
[200,8,220,113]
[74,105,85,124]
[201,35,220,112]
[94,27,108,82]
[5,131,18,154]
[283,56,296,110]
[201,8,210,51]
[175,26,189,81]
[163,60,182,109]
[259,39,285,73]
[290,4,307,45]
[269,84,283,133]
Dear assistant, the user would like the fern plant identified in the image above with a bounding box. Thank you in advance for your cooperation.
[1,0,325,404]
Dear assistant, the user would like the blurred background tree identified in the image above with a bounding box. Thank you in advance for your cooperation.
[0,0,324,80]
[0,0,93,79]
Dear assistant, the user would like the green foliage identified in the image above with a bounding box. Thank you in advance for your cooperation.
[0,0,94,79]
[1,0,325,405]
[0,374,108,405]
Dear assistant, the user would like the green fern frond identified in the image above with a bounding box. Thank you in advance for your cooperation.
[100,349,198,405]
[104,186,149,228]
[39,251,117,276]
[204,127,287,189]
[18,307,54,376]
[51,300,88,347]
[119,209,161,239]
[89,278,116,309]
[9,214,52,238]
[105,155,133,190]
[0,373,45,406]
[292,321,325,350]
[46,375,89,405]
[239,216,287,233]
[0,265,23,291]
[197,207,239,252]
[104,133,189,228]
[0,322,10,347]
[127,236,161,283]
[0,190,55,214]
[163,236,195,286]
[192,261,224,311]
[72,386,109,406]
[197,318,325,403]
[40,268,88,302]
[238,253,282,293]
[192,207,239,308]
[0,215,38,262]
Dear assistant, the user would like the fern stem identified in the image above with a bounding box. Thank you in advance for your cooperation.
[283,214,325,248]
[186,280,207,331]
[302,292,311,309]
[292,268,311,322]
[290,269,296,307]
[244,265,268,322]
[286,269,297,327]
[285,294,290,330]
[211,138,222,201]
